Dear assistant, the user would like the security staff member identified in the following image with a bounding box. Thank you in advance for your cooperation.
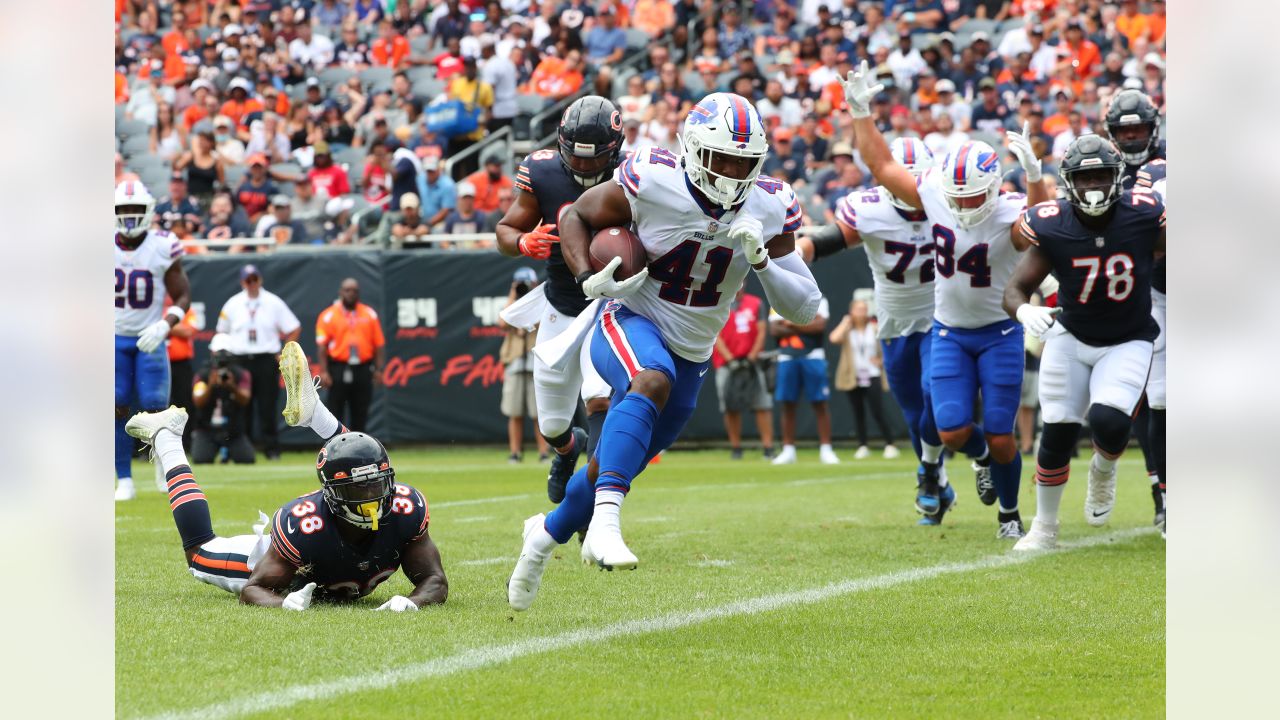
[215,264,301,459]
[166,304,202,450]
[316,278,385,432]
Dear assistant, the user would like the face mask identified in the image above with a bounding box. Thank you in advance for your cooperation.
[224,61,240,72]
[215,131,230,142]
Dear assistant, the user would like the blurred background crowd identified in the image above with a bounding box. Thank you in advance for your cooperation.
[115,0,1167,251]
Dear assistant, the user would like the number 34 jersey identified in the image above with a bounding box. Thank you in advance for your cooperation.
[614,146,803,363]
[1019,189,1165,347]
[115,229,183,336]
[269,483,429,601]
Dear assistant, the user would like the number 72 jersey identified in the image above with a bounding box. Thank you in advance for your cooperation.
[1019,188,1165,346]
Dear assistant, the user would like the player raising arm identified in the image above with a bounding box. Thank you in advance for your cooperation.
[842,61,1050,539]
[125,342,447,611]
[1003,136,1166,548]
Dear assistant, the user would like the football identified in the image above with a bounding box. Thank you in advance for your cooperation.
[589,226,647,281]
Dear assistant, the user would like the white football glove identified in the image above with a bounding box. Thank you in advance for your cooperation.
[281,582,316,611]
[136,319,171,353]
[375,595,419,612]
[729,214,767,267]
[581,256,649,301]
[1007,121,1042,183]
[840,60,885,119]
[1016,304,1063,338]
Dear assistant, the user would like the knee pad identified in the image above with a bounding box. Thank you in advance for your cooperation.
[541,425,573,449]
[1087,404,1132,457]
[1036,423,1081,484]
[985,433,1017,464]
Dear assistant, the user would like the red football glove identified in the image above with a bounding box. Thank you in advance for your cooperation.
[518,223,558,260]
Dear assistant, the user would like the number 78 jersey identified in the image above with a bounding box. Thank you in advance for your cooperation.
[615,147,803,362]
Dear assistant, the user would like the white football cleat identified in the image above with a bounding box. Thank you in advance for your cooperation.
[508,514,554,611]
[115,478,136,502]
[1084,455,1118,527]
[583,512,638,571]
[771,445,797,465]
[820,446,841,464]
[125,406,189,445]
[1013,517,1059,551]
[279,341,320,428]
[853,445,871,460]
[883,444,901,459]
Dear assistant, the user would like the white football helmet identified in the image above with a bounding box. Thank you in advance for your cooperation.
[938,141,1002,229]
[115,180,156,239]
[680,92,768,210]
[888,136,933,211]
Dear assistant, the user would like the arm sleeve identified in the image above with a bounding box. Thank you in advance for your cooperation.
[755,251,822,325]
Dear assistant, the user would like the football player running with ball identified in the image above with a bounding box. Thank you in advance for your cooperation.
[1004,136,1166,549]
[843,62,1052,539]
[124,341,446,610]
[508,93,821,610]
[496,96,625,504]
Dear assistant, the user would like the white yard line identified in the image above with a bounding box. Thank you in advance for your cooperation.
[138,527,1154,720]
[454,556,513,567]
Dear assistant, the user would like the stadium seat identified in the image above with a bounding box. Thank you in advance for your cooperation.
[407,65,437,84]
[998,17,1027,34]
[198,26,219,43]
[410,34,433,55]
[359,67,394,89]
[958,18,999,36]
[120,135,151,158]
[715,71,737,92]
[683,70,707,96]
[319,66,355,91]
[116,118,149,140]
[270,162,304,181]
[413,78,446,101]
[969,130,1004,149]
[625,28,650,52]
[129,154,168,173]
[115,104,127,126]
[345,164,361,192]
[224,164,246,189]
[288,83,311,102]
[138,167,172,192]
[334,147,367,172]
[276,181,296,198]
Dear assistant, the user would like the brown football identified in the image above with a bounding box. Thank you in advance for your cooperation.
[589,226,648,281]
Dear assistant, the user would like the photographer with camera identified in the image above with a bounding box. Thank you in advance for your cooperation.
[498,267,549,464]
[191,333,255,464]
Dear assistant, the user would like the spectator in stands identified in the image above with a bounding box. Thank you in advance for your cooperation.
[831,299,898,461]
[362,141,393,208]
[756,80,803,131]
[289,12,335,71]
[633,0,675,38]
[527,48,585,101]
[210,114,246,165]
[793,115,830,166]
[324,196,359,244]
[155,172,202,233]
[245,113,291,164]
[371,18,412,69]
[714,289,775,460]
[389,145,424,210]
[811,142,855,200]
[499,267,548,464]
[175,128,225,204]
[822,163,867,221]
[807,44,842,98]
[320,102,356,149]
[316,278,386,432]
[888,31,928,92]
[693,30,725,75]
[314,0,347,32]
[446,56,494,174]
[444,181,485,237]
[191,333,256,464]
[292,178,327,239]
[219,78,263,130]
[467,153,513,215]
[333,23,373,68]
[651,61,692,114]
[620,118,652,157]
[181,79,214,131]
[352,0,386,26]
[932,79,972,131]
[924,111,970,158]
[1043,88,1076,138]
[308,141,351,199]
[756,6,800,57]
[236,154,277,224]
[149,102,185,162]
[617,75,652,124]
[418,155,456,230]
[204,191,252,241]
[718,5,754,60]
[389,192,430,247]
[971,77,1010,135]
[762,129,805,184]
[481,40,518,134]
[255,194,313,245]
[431,0,468,45]
[1057,19,1101,82]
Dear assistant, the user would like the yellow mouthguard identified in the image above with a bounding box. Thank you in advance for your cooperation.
[359,501,380,531]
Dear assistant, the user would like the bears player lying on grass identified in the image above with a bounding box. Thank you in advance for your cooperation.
[124,341,446,611]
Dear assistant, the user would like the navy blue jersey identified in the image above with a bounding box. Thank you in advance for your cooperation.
[1019,190,1165,347]
[270,483,429,601]
[1121,141,1166,189]
[1135,157,1168,294]
[514,148,594,317]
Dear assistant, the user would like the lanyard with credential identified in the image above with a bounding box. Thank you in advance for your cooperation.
[246,299,259,346]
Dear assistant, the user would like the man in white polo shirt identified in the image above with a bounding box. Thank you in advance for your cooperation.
[215,264,301,459]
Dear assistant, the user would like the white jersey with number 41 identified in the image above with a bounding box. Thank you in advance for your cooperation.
[115,229,183,336]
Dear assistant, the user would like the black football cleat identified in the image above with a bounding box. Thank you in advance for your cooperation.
[547,427,587,504]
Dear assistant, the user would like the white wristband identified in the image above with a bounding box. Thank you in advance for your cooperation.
[165,306,186,323]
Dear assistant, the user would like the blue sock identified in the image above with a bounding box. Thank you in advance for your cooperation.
[594,393,659,493]
[544,466,593,543]
[992,451,1022,511]
[115,416,133,479]
[960,424,989,460]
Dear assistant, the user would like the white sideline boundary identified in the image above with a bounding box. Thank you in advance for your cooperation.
[138,528,1155,720]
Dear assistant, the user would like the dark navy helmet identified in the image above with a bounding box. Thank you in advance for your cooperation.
[557,95,623,188]
[316,432,396,531]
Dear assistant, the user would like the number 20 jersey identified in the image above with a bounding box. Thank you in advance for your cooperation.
[1019,190,1165,346]
[834,186,935,340]
[615,146,803,362]
[114,229,183,336]
[916,169,1027,330]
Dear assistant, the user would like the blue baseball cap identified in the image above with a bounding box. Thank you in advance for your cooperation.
[240,264,261,280]
[513,267,537,285]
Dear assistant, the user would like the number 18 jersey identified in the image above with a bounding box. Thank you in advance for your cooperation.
[115,229,182,336]
[615,147,803,362]
[835,186,935,340]
[917,170,1027,330]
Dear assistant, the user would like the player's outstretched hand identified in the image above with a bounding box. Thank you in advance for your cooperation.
[582,256,649,300]
[282,582,317,611]
[375,595,419,612]
[841,60,884,120]
[729,215,767,268]
[136,319,172,353]
[1015,304,1062,338]
[518,223,558,260]
[1007,121,1042,183]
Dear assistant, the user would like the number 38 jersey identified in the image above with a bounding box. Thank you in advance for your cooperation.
[916,169,1028,329]
[1018,189,1165,347]
[835,186,935,340]
[615,146,803,362]
[115,229,183,336]
[269,483,429,601]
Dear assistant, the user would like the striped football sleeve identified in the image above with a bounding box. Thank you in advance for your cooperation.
[270,510,304,566]
[835,194,857,230]
[617,153,641,197]
[1018,211,1039,246]
[514,163,532,193]
[781,184,803,233]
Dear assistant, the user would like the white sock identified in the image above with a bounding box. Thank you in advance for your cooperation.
[1036,483,1065,525]
[922,442,944,464]
[998,503,1018,514]
[1148,471,1161,487]
[154,429,190,474]
[820,443,834,453]
[593,488,625,529]
[528,520,558,557]
[1093,452,1117,473]
[975,448,990,464]
[308,401,341,440]
[117,476,134,487]
[782,444,795,454]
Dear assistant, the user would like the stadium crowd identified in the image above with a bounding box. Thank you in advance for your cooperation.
[115,0,1166,252]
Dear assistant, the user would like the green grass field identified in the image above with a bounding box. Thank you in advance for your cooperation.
[116,447,1164,719]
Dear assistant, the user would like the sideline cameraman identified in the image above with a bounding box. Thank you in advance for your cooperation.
[498,267,549,464]
[191,333,255,464]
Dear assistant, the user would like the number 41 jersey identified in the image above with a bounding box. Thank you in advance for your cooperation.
[115,229,182,336]
[1019,189,1165,346]
[615,147,803,362]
